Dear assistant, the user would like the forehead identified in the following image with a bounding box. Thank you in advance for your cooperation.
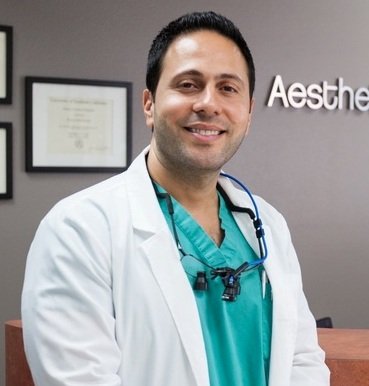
[161,30,249,77]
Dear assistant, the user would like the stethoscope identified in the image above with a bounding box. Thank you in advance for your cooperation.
[153,172,268,302]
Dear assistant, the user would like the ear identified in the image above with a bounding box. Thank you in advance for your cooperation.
[143,89,154,129]
[245,98,255,135]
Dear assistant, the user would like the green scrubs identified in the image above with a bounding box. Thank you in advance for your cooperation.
[156,185,273,386]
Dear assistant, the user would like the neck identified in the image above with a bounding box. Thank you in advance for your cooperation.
[147,148,219,211]
[147,148,225,245]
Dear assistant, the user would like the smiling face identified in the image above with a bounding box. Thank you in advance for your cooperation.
[143,29,254,179]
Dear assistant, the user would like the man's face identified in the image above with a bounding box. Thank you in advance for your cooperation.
[143,30,254,175]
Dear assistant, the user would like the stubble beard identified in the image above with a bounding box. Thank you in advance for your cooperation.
[152,118,245,181]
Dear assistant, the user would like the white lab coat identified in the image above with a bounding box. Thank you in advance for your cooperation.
[22,147,329,386]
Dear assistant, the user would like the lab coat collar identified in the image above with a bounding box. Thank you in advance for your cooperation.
[125,147,164,236]
[217,174,263,258]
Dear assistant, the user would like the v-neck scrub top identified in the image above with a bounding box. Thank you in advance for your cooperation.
[156,186,273,386]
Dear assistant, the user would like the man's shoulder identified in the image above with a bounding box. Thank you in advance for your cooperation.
[43,172,128,224]
[253,194,284,221]
[44,149,149,222]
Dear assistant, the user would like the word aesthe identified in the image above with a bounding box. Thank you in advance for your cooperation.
[267,75,369,111]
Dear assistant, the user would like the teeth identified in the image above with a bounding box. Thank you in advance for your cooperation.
[190,128,220,136]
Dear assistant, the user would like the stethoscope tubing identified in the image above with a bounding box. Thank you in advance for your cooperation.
[220,172,268,267]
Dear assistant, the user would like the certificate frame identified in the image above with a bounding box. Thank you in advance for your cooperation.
[0,25,13,104]
[0,123,12,199]
[25,76,132,173]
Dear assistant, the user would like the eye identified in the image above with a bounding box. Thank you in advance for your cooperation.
[178,81,198,90]
[221,84,238,94]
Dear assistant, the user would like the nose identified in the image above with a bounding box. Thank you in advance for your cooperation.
[192,86,221,116]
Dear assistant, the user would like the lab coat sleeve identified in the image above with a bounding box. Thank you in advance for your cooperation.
[21,198,122,386]
[283,217,330,385]
[291,293,330,385]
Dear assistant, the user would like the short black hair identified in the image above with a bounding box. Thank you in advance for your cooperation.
[146,11,255,99]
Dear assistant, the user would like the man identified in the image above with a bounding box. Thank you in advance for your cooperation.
[22,11,329,386]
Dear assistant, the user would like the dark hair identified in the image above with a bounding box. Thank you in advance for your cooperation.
[146,11,255,99]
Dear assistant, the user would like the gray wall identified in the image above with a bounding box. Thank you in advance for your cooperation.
[1,0,369,383]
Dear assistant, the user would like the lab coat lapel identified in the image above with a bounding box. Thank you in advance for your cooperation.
[140,232,209,386]
[218,176,262,258]
[124,151,210,386]
[232,217,296,386]
[263,245,297,386]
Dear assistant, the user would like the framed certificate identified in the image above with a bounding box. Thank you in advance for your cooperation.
[25,77,132,172]
[0,25,13,104]
[0,123,12,199]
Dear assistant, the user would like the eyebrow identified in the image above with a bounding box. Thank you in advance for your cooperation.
[218,73,245,85]
[173,69,245,84]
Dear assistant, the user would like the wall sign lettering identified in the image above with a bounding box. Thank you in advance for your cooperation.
[267,75,369,112]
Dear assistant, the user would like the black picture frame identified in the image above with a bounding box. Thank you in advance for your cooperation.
[25,76,132,173]
[0,122,13,199]
[0,25,13,104]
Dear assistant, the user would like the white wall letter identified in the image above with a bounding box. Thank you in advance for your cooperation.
[287,82,307,108]
[355,87,369,112]
[306,83,323,110]
[322,81,338,110]
[338,78,354,110]
[267,75,289,107]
